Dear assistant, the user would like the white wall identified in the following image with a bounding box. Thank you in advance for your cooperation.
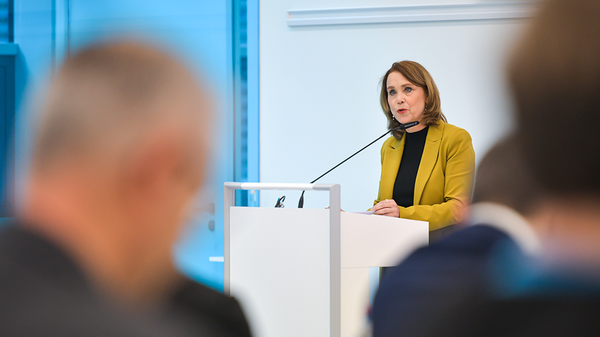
[260,0,533,211]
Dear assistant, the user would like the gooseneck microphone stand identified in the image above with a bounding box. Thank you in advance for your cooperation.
[297,121,420,208]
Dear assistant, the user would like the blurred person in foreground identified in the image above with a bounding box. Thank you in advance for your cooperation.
[371,135,548,337]
[0,41,251,336]
[394,0,600,335]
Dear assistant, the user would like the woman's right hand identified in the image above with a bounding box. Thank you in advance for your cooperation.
[372,199,400,217]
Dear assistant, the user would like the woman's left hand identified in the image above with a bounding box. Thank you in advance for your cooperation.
[372,199,400,217]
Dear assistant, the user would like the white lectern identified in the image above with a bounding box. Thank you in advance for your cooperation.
[224,183,428,337]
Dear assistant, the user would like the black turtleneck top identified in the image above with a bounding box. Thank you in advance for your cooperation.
[392,126,429,208]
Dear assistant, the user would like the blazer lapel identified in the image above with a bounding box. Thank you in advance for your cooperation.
[414,123,443,205]
[380,136,405,199]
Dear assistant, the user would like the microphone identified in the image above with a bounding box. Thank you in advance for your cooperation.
[297,121,420,208]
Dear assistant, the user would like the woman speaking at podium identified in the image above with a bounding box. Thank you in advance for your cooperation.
[370,61,475,241]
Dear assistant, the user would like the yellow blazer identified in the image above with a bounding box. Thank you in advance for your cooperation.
[375,121,475,231]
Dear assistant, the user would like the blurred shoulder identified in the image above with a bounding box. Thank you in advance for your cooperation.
[169,279,252,337]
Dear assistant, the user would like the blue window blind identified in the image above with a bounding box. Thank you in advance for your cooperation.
[0,0,14,218]
[0,54,15,217]
[233,0,259,207]
[233,0,248,205]
[0,0,12,43]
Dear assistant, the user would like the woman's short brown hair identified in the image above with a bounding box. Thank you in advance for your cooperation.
[380,61,447,140]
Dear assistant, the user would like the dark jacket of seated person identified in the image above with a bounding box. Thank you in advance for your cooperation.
[0,224,251,337]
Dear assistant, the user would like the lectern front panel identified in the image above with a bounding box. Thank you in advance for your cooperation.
[229,207,331,337]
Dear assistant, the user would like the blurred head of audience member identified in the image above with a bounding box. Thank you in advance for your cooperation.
[508,0,600,266]
[472,136,542,218]
[467,135,551,255]
[23,41,212,305]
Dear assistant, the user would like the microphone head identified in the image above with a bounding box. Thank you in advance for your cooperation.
[401,121,420,129]
[391,121,420,131]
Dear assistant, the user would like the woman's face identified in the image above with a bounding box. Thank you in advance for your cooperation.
[386,71,427,132]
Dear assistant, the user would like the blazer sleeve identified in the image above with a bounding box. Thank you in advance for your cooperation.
[396,129,475,231]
